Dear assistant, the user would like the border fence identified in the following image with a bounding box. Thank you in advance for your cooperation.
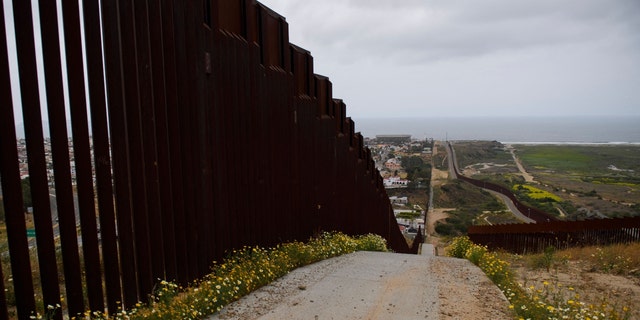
[0,1,413,318]
[447,142,556,223]
[468,216,640,254]
[447,144,640,254]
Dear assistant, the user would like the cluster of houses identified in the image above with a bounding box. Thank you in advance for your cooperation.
[365,135,433,237]
[15,138,88,185]
[390,197,425,237]
[365,135,432,189]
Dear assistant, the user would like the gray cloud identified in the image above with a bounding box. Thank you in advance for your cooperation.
[271,1,640,117]
[276,0,640,64]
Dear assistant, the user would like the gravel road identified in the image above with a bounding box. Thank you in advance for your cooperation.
[207,250,511,319]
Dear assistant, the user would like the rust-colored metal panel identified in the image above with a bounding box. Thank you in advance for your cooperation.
[244,0,259,43]
[258,4,285,67]
[61,0,105,311]
[159,0,187,284]
[2,0,417,315]
[12,0,63,316]
[291,44,313,97]
[141,0,167,289]
[469,217,640,253]
[38,0,85,315]
[147,0,178,283]
[101,0,139,307]
[217,0,245,34]
[118,0,155,301]
[0,5,35,317]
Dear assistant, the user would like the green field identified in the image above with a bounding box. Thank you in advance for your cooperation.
[515,145,640,179]
[450,142,640,220]
[513,144,640,218]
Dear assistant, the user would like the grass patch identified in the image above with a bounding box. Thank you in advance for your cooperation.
[553,243,640,276]
[516,145,640,180]
[51,232,388,320]
[453,141,514,169]
[513,184,563,202]
[447,237,634,320]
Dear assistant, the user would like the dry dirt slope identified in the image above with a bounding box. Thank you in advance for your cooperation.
[208,250,512,319]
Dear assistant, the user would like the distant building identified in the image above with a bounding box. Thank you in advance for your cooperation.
[389,196,408,205]
[384,176,409,188]
[375,135,411,144]
[384,158,402,171]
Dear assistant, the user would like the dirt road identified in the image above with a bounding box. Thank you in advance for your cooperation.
[208,251,512,319]
[505,144,537,183]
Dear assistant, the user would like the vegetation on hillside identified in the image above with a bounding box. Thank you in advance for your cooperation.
[515,144,640,218]
[450,141,640,220]
[433,180,516,236]
[448,237,637,320]
[453,140,514,169]
[33,232,388,320]
[402,155,432,183]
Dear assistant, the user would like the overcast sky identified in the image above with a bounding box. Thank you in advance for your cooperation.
[260,0,640,119]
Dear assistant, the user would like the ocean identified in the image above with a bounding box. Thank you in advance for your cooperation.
[353,116,640,144]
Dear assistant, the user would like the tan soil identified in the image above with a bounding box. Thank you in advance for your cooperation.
[428,148,453,253]
[431,168,449,186]
[510,259,640,319]
[426,208,453,254]
[432,257,513,319]
[505,144,537,183]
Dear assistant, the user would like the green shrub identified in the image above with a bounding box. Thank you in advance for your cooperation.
[66,232,388,320]
[447,236,473,258]
[446,237,632,320]
[465,244,487,266]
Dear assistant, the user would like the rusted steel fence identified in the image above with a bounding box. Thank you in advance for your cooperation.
[448,143,556,223]
[0,1,412,318]
[468,216,640,254]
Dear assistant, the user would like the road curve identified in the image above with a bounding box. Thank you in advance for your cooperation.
[445,142,535,224]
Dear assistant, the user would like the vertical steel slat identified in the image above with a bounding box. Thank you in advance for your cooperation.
[61,0,105,311]
[133,0,165,286]
[232,32,244,248]
[37,0,85,315]
[248,40,262,244]
[196,22,214,276]
[150,0,178,283]
[190,2,213,278]
[213,6,227,253]
[12,0,63,315]
[160,0,189,284]
[0,4,36,317]
[100,0,139,307]
[0,9,8,315]
[237,35,253,247]
[172,0,199,282]
[118,0,153,300]
[83,0,122,312]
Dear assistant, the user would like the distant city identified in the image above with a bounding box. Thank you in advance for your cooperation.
[365,135,434,237]
[14,138,94,185]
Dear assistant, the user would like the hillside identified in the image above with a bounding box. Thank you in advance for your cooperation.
[450,141,640,219]
[503,243,640,319]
